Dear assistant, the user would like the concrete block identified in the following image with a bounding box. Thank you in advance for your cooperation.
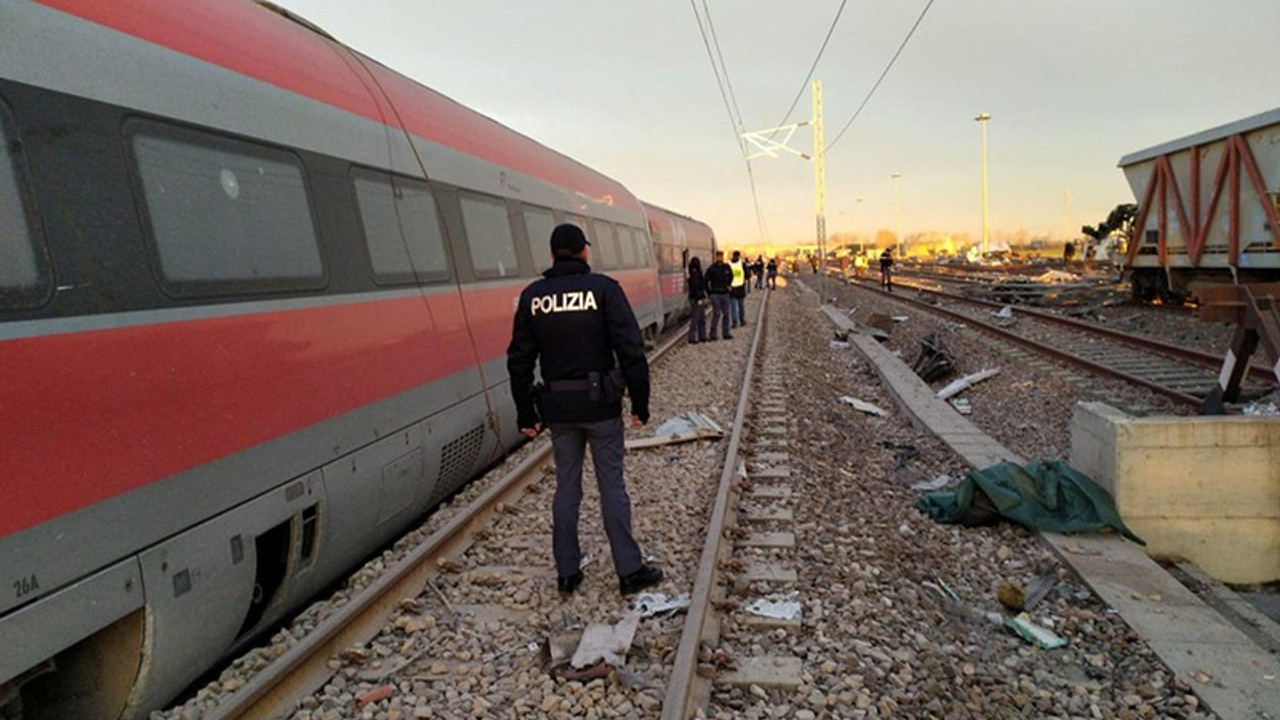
[1069,402,1280,584]
[1130,518,1280,584]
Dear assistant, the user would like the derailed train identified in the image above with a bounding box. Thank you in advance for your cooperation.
[1121,108,1280,301]
[0,1,715,717]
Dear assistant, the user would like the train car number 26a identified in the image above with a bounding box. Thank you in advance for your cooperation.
[13,574,39,599]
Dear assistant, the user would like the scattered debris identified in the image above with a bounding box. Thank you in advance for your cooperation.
[1032,269,1081,284]
[937,368,1001,400]
[915,460,1145,544]
[1022,573,1059,611]
[626,411,725,450]
[1242,401,1279,416]
[950,397,972,415]
[891,315,909,323]
[829,340,851,350]
[570,611,642,670]
[839,396,888,417]
[1004,612,1067,649]
[910,474,958,492]
[631,592,691,618]
[992,306,1014,319]
[912,333,955,382]
[357,684,395,707]
[997,583,1026,611]
[745,593,803,621]
[868,312,895,335]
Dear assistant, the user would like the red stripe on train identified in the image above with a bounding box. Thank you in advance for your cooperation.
[0,277,657,539]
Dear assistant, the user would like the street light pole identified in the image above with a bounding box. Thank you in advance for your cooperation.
[891,172,902,257]
[855,197,864,250]
[975,112,991,255]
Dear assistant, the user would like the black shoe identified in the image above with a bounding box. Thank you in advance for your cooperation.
[619,565,663,595]
[724,333,733,339]
[557,571,583,595]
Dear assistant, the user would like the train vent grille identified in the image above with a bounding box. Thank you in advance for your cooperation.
[439,425,484,487]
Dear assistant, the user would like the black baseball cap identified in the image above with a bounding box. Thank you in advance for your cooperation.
[550,223,591,253]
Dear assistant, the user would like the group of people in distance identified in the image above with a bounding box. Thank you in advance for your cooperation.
[685,250,778,343]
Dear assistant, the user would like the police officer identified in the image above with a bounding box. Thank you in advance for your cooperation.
[507,223,664,597]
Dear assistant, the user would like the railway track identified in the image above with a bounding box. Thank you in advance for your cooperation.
[191,295,773,720]
[836,276,1275,409]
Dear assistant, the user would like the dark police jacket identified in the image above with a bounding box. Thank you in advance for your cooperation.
[705,261,733,294]
[506,258,650,428]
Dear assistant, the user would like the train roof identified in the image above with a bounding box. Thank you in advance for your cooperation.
[29,0,642,213]
[1118,107,1280,167]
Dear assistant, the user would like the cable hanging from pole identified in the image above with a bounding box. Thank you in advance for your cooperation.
[828,0,936,152]
[768,0,849,137]
[691,0,769,243]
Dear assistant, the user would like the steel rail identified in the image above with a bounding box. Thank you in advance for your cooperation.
[838,279,1204,407]
[893,279,1276,386]
[204,325,689,720]
[662,289,771,720]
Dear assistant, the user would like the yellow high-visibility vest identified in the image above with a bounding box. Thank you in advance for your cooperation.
[729,260,745,288]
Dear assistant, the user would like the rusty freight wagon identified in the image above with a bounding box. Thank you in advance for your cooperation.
[1121,108,1280,302]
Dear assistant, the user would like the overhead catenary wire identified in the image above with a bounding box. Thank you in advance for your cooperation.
[828,0,937,151]
[691,0,770,244]
[768,0,849,136]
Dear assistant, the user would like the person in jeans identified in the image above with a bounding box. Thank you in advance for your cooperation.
[879,247,894,292]
[728,250,747,327]
[704,250,733,340]
[686,256,708,343]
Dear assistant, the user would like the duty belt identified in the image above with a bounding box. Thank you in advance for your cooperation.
[545,378,594,392]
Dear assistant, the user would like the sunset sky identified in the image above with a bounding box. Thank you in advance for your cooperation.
[278,0,1280,248]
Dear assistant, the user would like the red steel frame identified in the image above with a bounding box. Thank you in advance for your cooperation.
[1126,133,1280,268]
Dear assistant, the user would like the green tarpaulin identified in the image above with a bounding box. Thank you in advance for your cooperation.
[915,460,1145,545]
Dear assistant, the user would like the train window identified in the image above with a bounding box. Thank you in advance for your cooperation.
[618,227,638,268]
[129,124,323,295]
[352,169,450,284]
[522,205,556,272]
[0,108,48,307]
[459,191,518,278]
[591,219,618,269]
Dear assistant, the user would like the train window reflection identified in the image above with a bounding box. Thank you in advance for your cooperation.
[0,111,45,304]
[591,219,618,270]
[353,170,450,284]
[130,124,323,295]
[459,191,518,278]
[522,205,556,273]
[618,226,638,268]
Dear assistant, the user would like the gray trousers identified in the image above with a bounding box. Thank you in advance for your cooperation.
[709,293,731,338]
[549,417,643,579]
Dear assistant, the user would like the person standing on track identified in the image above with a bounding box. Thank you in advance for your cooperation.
[506,223,664,597]
[686,256,708,344]
[728,250,747,327]
[705,250,733,340]
[879,247,894,292]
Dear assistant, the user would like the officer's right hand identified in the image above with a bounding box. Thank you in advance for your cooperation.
[520,424,542,437]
